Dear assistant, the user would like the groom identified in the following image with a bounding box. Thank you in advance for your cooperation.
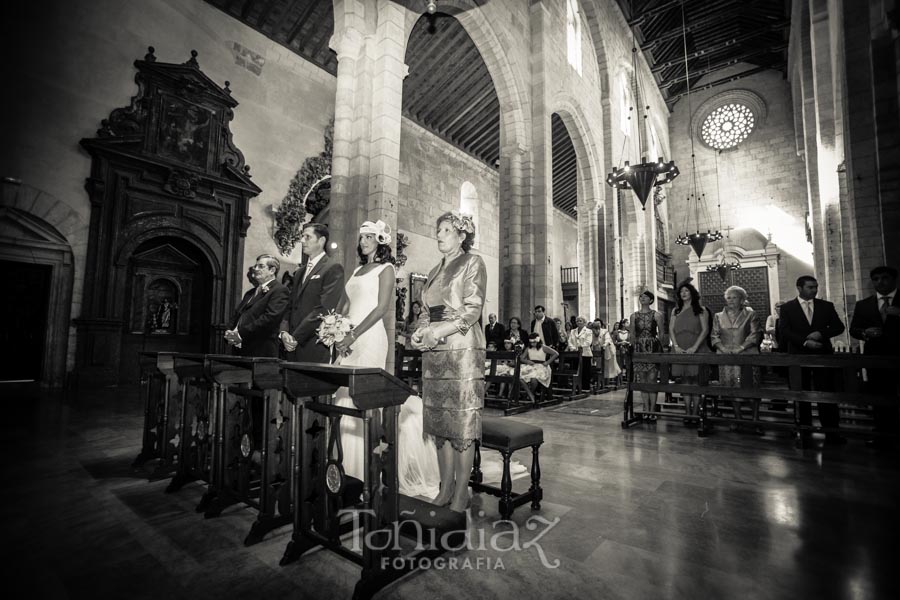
[280,223,344,363]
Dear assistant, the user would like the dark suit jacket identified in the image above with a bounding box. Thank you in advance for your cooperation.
[231,279,290,358]
[485,322,506,347]
[530,318,560,349]
[778,297,845,355]
[849,292,900,356]
[280,254,344,363]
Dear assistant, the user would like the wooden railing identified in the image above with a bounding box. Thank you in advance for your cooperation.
[624,352,898,446]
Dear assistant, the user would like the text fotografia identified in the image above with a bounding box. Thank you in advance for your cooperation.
[342,508,561,569]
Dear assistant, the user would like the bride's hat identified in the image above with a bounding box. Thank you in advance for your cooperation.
[359,220,392,245]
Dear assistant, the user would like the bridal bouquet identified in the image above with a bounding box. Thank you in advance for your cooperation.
[316,310,355,357]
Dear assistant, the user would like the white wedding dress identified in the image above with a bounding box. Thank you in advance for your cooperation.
[334,263,441,498]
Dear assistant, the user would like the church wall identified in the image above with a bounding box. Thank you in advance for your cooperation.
[666,64,811,307]
[551,209,579,321]
[2,0,337,372]
[397,117,501,317]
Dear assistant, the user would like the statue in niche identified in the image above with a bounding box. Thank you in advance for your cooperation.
[154,297,177,332]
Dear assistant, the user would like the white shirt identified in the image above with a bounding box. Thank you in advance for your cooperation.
[532,317,546,344]
[797,297,814,323]
[877,289,896,306]
[303,251,326,281]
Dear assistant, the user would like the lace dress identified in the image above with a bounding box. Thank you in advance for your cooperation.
[334,263,440,498]
[631,310,662,383]
[519,347,553,387]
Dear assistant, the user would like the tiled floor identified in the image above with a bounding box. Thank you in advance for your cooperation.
[1,383,897,599]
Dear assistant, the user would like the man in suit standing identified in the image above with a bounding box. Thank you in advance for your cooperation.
[778,275,846,444]
[530,305,560,350]
[850,265,900,444]
[280,223,344,363]
[484,313,506,348]
[225,254,290,358]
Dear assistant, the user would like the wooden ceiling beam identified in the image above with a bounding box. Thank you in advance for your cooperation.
[418,62,492,126]
[659,43,788,88]
[453,107,499,148]
[467,119,500,157]
[285,0,323,45]
[640,1,747,51]
[437,85,496,137]
[666,63,783,106]
[256,0,279,27]
[403,32,475,112]
[240,0,257,21]
[650,22,789,72]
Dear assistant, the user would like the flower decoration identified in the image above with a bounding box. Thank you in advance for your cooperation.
[447,210,475,234]
[359,220,392,245]
[316,310,355,357]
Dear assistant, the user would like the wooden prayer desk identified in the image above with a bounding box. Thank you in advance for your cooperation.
[279,362,465,600]
[133,352,179,481]
[203,354,291,545]
[166,353,215,502]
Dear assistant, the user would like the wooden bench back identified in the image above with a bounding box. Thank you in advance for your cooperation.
[484,350,524,404]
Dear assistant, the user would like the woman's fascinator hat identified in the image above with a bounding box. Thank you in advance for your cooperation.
[446,210,476,234]
[359,220,392,245]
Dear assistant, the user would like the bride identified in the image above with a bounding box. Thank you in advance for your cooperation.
[332,220,440,498]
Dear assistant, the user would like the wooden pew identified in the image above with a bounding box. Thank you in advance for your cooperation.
[166,353,215,499]
[624,352,898,447]
[484,350,532,414]
[590,349,612,394]
[133,352,179,481]
[551,351,588,401]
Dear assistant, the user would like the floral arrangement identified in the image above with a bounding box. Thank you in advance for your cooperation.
[273,119,333,255]
[447,210,475,234]
[316,310,355,356]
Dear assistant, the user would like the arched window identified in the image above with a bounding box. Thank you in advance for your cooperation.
[460,181,479,248]
[566,0,583,76]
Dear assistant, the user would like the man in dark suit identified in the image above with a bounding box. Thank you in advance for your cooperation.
[778,275,846,444]
[530,305,560,350]
[225,254,290,358]
[279,223,344,363]
[484,313,506,348]
[850,265,900,442]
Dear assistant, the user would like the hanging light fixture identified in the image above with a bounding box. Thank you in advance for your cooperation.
[425,1,437,14]
[606,3,678,210]
[705,148,738,280]
[673,0,720,258]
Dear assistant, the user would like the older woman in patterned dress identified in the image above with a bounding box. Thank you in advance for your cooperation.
[410,211,487,513]
[712,285,764,434]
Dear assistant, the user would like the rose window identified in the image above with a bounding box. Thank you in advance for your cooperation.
[700,103,755,149]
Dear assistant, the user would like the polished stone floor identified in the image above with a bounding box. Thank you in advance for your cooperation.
[1,383,897,600]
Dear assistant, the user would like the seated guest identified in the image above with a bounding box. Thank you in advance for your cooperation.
[485,312,506,348]
[520,332,559,402]
[507,316,526,350]
[779,275,846,444]
[711,285,763,434]
[850,265,900,445]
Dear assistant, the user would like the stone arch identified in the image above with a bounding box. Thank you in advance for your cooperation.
[114,223,224,278]
[0,181,86,387]
[549,96,607,320]
[401,2,532,317]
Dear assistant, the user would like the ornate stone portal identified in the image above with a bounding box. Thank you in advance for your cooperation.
[76,48,261,386]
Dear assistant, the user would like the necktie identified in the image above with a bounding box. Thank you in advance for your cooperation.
[803,301,813,325]
[881,296,892,322]
[303,260,313,282]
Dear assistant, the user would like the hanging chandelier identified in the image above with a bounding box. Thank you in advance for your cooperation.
[673,0,720,258]
[606,10,678,210]
[705,148,737,281]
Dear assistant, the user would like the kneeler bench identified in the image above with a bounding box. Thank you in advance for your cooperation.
[469,416,543,520]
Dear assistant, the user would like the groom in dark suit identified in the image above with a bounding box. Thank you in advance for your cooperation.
[850,265,900,441]
[225,254,290,357]
[779,275,846,444]
[279,223,344,363]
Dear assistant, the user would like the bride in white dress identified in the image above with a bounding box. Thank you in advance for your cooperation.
[332,220,440,498]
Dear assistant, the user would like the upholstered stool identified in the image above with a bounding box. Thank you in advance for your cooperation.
[470,416,543,520]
